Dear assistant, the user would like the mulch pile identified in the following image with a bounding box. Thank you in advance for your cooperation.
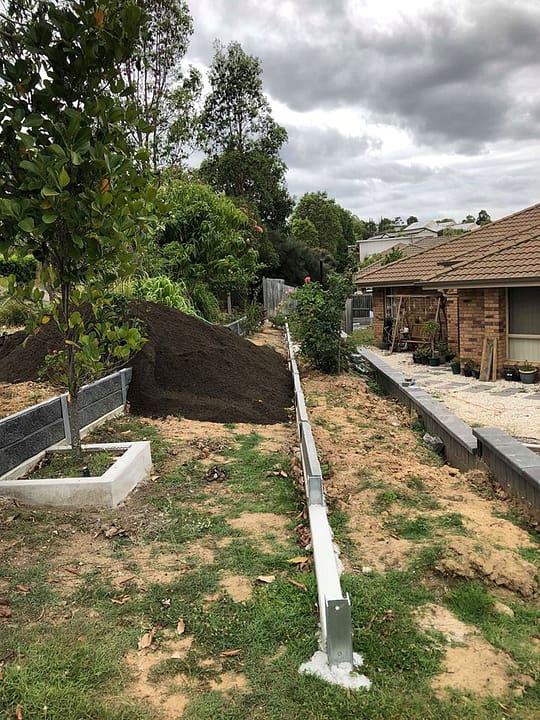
[0,301,293,424]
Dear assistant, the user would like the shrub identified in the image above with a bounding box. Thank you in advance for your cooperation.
[0,297,30,326]
[289,272,353,373]
[0,255,37,283]
[240,302,265,335]
[132,276,197,316]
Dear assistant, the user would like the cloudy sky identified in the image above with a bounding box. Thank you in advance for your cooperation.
[185,0,540,224]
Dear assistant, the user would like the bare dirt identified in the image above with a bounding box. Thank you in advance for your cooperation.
[0,302,293,423]
[1,324,538,707]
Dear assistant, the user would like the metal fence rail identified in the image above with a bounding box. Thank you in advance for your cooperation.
[285,324,354,667]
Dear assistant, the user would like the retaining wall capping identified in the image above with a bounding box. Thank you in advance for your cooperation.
[0,368,132,481]
[284,324,367,684]
[358,348,540,514]
[474,428,540,519]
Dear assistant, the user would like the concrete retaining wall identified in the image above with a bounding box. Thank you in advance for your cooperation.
[0,368,131,478]
[359,349,540,514]
[474,428,540,520]
[359,349,478,470]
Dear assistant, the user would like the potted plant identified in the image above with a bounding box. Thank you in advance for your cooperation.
[423,320,441,366]
[462,359,473,377]
[449,356,461,375]
[469,359,480,379]
[503,365,518,381]
[416,344,430,364]
[519,361,538,384]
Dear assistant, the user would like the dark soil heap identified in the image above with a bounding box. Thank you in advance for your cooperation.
[0,301,293,424]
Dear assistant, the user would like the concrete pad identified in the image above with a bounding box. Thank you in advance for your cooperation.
[0,442,152,508]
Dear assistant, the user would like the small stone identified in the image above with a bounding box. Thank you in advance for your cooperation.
[493,601,514,618]
[446,467,460,476]
[361,566,373,574]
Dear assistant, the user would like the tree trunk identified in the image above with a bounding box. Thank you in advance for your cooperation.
[66,390,83,463]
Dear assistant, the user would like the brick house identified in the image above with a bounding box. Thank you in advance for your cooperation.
[356,202,540,377]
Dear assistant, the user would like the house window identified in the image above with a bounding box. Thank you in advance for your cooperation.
[508,287,540,362]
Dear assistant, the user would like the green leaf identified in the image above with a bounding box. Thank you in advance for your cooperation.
[68,311,82,329]
[42,213,58,224]
[24,114,43,128]
[58,167,70,188]
[18,217,35,233]
[41,186,60,197]
[70,150,82,165]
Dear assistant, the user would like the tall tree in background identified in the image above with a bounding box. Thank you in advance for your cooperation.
[198,41,292,230]
[123,0,199,169]
[476,209,492,225]
[291,191,345,259]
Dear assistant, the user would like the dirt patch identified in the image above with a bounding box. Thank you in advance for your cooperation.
[436,537,537,598]
[125,637,193,718]
[227,512,290,553]
[0,301,293,424]
[417,603,530,698]
[219,574,252,602]
[209,671,248,693]
[0,380,56,418]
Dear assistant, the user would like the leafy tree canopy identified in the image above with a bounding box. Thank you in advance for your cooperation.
[150,180,262,303]
[406,215,418,225]
[0,0,155,455]
[476,209,492,225]
[197,41,292,231]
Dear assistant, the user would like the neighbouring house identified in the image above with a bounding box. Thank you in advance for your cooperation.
[354,219,479,262]
[356,202,540,377]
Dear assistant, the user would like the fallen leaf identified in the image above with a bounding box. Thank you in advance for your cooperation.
[220,649,242,657]
[104,525,127,539]
[150,474,161,482]
[5,514,19,523]
[118,575,137,585]
[16,585,30,594]
[256,575,276,584]
[279,470,288,478]
[111,595,130,605]
[16,705,23,720]
[0,599,10,606]
[65,567,81,576]
[176,618,185,635]
[137,628,155,650]
[287,556,308,565]
[288,579,308,592]
[0,607,12,618]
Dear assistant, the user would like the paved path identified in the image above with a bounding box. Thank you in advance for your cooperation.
[368,348,540,442]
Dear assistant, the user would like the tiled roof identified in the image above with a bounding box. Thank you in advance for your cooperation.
[356,202,540,287]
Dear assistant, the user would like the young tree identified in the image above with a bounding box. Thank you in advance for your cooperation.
[198,41,292,231]
[0,0,155,458]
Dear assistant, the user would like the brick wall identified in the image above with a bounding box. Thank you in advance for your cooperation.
[445,289,459,353]
[458,288,507,376]
[372,287,386,346]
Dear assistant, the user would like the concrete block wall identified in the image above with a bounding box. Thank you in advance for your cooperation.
[0,368,131,478]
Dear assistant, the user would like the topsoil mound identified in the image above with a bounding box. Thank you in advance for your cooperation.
[0,301,293,424]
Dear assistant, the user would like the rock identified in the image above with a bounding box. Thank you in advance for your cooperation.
[493,601,514,618]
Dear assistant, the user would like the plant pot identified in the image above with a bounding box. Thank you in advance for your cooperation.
[428,356,440,367]
[503,369,517,381]
[420,355,429,365]
[463,367,472,377]
[412,353,422,364]
[450,363,461,375]
[471,369,480,379]
[519,370,537,384]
